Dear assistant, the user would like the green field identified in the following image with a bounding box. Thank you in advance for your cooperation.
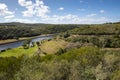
[0,46,38,57]
[0,39,68,57]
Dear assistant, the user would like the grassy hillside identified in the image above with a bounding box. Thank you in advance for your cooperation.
[0,39,68,57]
[0,46,37,57]
[40,39,68,54]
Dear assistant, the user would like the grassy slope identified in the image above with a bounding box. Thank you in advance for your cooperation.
[0,39,68,57]
[0,46,38,57]
[40,39,68,54]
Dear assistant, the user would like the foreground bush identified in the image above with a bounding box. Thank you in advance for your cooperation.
[0,47,120,80]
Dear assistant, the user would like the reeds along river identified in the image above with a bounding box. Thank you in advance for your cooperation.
[0,35,53,51]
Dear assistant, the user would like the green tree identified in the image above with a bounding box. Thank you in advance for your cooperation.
[22,39,31,49]
[36,41,40,47]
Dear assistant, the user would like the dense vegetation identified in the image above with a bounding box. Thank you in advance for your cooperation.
[62,35,120,48]
[0,46,120,80]
[0,23,77,39]
[0,26,36,39]
[1,22,120,40]
[67,24,120,35]
[0,22,120,80]
[59,23,120,48]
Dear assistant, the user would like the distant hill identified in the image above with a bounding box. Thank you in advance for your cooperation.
[0,22,47,27]
[104,22,120,24]
[0,21,120,27]
[113,22,120,24]
[0,22,78,39]
[66,23,120,35]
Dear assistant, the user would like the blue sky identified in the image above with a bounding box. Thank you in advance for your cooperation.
[0,0,120,24]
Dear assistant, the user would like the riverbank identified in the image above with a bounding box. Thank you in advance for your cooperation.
[0,34,54,45]
[0,46,38,57]
[0,39,68,57]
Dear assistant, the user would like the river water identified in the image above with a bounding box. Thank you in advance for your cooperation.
[0,35,53,51]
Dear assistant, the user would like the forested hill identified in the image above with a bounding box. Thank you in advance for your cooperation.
[66,23,120,35]
[0,22,47,27]
[0,22,78,39]
[1,22,120,40]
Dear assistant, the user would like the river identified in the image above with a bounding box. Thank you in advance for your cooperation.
[0,35,53,51]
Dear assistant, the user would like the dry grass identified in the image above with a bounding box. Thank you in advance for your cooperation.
[0,39,18,44]
[0,38,29,44]
[40,39,68,54]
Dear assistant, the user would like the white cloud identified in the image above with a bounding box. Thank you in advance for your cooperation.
[4,15,14,19]
[0,1,109,24]
[14,18,37,23]
[18,0,50,18]
[76,17,109,24]
[42,14,77,21]
[41,14,109,24]
[18,0,32,7]
[78,8,85,11]
[80,0,83,3]
[100,10,105,13]
[0,3,14,16]
[15,8,18,11]
[87,13,97,17]
[22,5,35,17]
[80,0,88,4]
[59,7,64,11]
[4,14,110,24]
[5,18,38,23]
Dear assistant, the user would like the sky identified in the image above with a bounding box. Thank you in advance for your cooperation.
[0,0,120,24]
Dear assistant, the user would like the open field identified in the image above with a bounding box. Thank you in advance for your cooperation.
[40,39,68,54]
[0,46,38,57]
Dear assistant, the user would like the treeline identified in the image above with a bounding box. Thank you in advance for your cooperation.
[67,24,120,35]
[0,26,37,39]
[0,46,120,80]
[0,24,77,40]
[59,23,120,48]
[63,35,120,48]
[1,22,120,40]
